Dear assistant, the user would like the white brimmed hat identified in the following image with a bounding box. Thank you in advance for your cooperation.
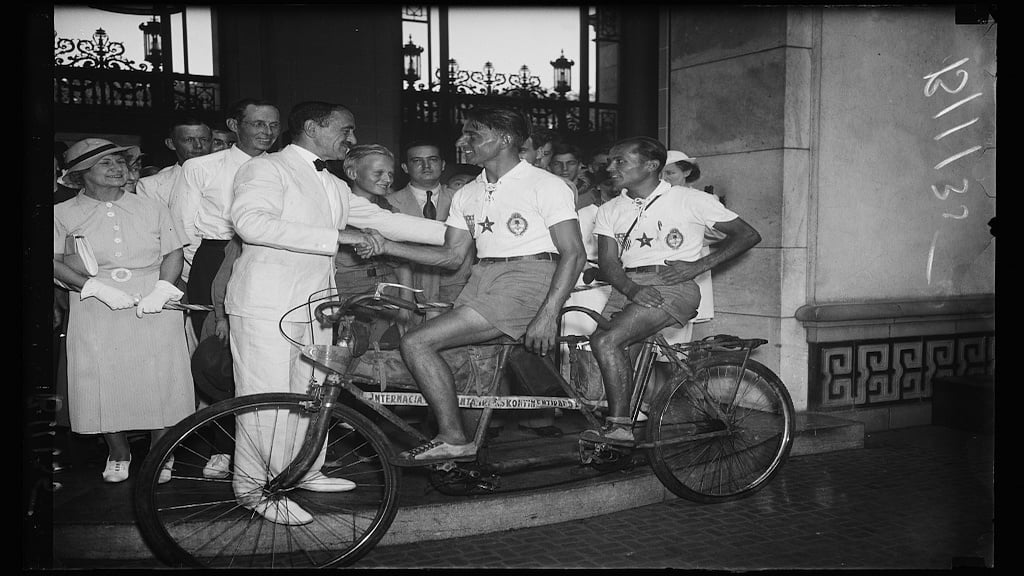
[665,150,696,165]
[59,138,141,185]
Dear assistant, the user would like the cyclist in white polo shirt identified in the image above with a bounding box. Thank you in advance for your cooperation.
[584,136,762,445]
[358,107,586,465]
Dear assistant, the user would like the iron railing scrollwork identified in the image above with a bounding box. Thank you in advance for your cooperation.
[402,89,618,162]
[54,29,152,71]
[54,68,221,113]
[54,29,221,114]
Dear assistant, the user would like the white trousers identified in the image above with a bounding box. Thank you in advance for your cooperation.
[228,315,332,503]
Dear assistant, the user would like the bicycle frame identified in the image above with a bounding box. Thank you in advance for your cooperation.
[290,289,769,473]
[133,285,792,569]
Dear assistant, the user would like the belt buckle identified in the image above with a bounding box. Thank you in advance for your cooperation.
[110,268,133,282]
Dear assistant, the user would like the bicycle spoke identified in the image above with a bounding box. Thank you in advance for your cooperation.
[134,394,400,568]
[647,357,794,502]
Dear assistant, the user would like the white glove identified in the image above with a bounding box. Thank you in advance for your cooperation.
[81,278,136,310]
[136,280,184,318]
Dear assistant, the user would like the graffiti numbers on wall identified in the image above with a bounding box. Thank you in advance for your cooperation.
[924,57,982,216]
[923,57,985,282]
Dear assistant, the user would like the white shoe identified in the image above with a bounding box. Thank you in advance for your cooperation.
[158,455,174,484]
[203,454,232,479]
[298,472,356,492]
[102,457,131,483]
[394,438,477,467]
[246,497,313,526]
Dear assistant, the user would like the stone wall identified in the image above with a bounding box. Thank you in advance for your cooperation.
[661,6,996,417]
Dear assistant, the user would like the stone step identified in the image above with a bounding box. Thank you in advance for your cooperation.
[791,411,865,456]
[50,411,864,561]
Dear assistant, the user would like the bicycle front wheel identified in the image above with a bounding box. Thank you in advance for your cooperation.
[133,393,401,568]
[646,355,795,503]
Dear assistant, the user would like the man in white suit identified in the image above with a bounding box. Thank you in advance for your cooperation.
[226,101,446,525]
[387,140,473,313]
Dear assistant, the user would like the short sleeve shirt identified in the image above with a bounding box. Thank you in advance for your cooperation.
[54,191,187,273]
[593,181,738,268]
[445,160,577,258]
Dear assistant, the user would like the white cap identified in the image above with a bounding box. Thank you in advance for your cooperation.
[666,150,695,165]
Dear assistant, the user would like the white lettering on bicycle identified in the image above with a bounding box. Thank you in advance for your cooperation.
[359,391,583,410]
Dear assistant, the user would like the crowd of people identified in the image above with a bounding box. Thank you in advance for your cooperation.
[53,99,758,524]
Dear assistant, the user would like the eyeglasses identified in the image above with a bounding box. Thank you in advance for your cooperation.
[241,120,281,132]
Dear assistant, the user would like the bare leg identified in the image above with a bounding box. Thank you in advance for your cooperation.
[590,305,678,419]
[400,306,504,446]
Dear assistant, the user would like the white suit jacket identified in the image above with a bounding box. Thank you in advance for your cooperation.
[226,145,446,321]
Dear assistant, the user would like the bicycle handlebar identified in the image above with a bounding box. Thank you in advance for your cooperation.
[313,283,451,326]
[559,306,613,331]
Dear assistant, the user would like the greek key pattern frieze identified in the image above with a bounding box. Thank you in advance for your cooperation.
[810,333,994,410]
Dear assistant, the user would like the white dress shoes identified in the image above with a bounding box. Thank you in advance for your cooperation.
[203,454,232,479]
[297,473,357,492]
[245,497,313,526]
[102,457,131,483]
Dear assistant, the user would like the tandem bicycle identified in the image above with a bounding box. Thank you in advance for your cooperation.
[133,283,795,568]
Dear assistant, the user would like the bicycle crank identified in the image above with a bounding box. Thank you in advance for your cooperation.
[578,439,636,473]
[428,462,501,496]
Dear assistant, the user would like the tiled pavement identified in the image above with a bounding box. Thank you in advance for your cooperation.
[48,424,994,570]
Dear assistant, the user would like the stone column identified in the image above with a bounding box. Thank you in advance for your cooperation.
[664,6,815,409]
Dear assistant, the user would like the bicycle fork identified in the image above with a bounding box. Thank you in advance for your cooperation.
[264,376,343,492]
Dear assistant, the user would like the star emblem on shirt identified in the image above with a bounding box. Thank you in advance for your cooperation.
[636,233,654,247]
[479,217,495,233]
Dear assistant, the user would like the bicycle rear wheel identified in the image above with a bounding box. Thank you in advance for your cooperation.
[646,354,794,503]
[133,393,401,568]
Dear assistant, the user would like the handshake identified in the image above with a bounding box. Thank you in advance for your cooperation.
[350,228,389,259]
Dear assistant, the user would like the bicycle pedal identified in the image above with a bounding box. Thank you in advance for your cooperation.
[579,439,632,467]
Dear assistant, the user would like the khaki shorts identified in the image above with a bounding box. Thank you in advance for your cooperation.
[455,260,557,339]
[601,271,701,328]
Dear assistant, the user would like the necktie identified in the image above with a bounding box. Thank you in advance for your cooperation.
[314,159,328,171]
[423,190,437,220]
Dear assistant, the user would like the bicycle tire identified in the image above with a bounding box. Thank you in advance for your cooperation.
[133,393,401,568]
[646,354,795,503]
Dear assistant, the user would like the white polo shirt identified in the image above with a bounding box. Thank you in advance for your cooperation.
[446,160,577,259]
[593,181,738,268]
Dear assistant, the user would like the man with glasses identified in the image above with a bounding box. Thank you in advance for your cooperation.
[170,99,281,337]
[168,98,281,481]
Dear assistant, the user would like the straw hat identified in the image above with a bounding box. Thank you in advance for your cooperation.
[59,138,141,185]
